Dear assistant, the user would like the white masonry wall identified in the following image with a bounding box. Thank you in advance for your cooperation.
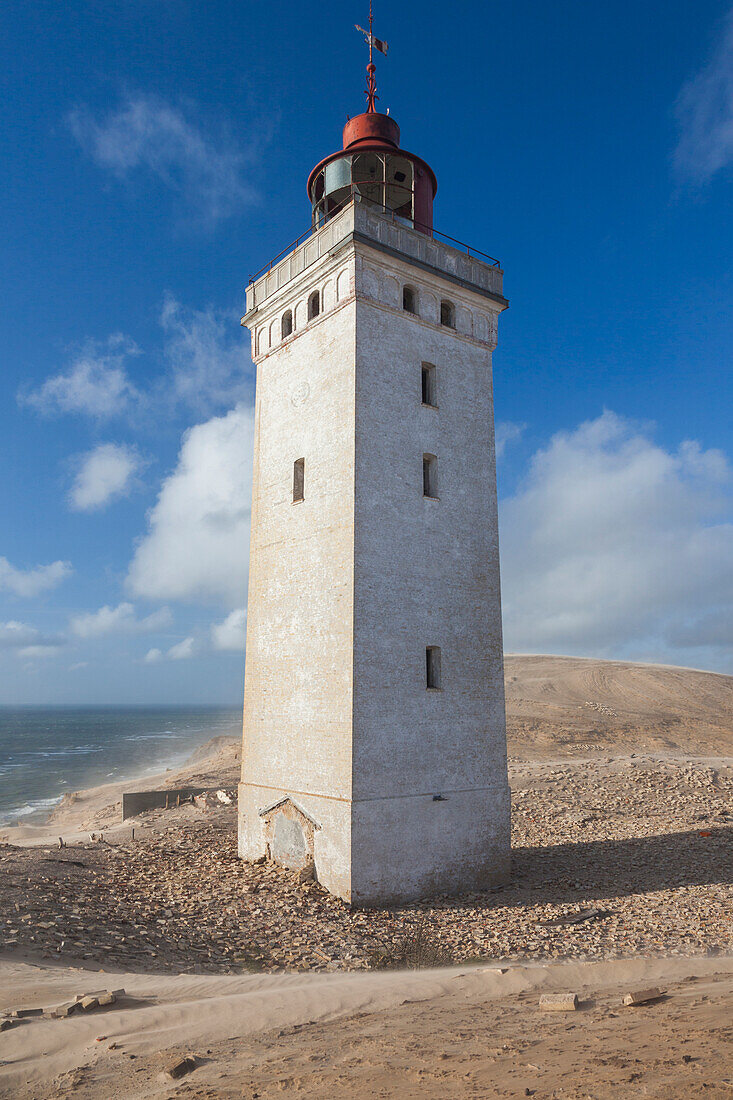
[239,204,510,904]
[238,246,358,901]
[350,248,510,904]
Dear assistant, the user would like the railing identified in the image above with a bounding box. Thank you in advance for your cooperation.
[248,196,501,285]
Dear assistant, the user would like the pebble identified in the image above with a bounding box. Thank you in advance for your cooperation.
[0,757,731,973]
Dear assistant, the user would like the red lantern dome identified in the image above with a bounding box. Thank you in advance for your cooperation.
[307,110,437,236]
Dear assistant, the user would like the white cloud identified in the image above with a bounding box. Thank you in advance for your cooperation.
[69,93,256,226]
[70,602,171,639]
[144,636,195,662]
[160,295,250,414]
[211,607,247,651]
[19,645,63,659]
[500,411,733,667]
[0,557,72,598]
[127,403,254,604]
[22,335,139,419]
[168,636,195,660]
[0,621,65,656]
[69,443,142,511]
[0,621,41,648]
[495,421,525,459]
[674,8,733,182]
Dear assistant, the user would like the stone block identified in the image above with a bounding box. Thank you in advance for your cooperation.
[539,993,578,1011]
[623,987,664,1006]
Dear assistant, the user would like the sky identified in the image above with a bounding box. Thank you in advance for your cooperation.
[1,0,732,704]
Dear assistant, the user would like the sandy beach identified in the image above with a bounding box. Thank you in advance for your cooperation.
[1,655,731,1098]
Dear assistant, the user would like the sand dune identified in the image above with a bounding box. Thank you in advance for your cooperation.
[505,654,733,758]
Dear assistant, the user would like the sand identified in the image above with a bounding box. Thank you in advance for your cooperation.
[2,956,732,1098]
[0,655,731,1098]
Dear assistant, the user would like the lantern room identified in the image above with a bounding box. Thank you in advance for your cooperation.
[307,110,437,235]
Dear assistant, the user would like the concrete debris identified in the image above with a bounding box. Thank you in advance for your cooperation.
[164,1055,197,1080]
[11,1007,44,1018]
[0,1018,15,1031]
[45,990,125,1019]
[539,993,578,1011]
[623,987,665,1006]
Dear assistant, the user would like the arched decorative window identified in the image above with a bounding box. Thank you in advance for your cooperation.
[308,290,320,321]
[423,453,438,499]
[440,299,455,328]
[403,285,417,314]
[281,309,293,339]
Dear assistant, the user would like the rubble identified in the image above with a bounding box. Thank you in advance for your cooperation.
[164,1055,197,1079]
[623,986,665,1006]
[0,755,730,974]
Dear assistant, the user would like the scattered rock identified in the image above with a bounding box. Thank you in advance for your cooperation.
[297,863,315,884]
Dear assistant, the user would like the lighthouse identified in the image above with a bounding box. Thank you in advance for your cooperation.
[237,28,511,905]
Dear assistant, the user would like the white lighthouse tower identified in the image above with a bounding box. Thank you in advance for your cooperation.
[238,35,510,905]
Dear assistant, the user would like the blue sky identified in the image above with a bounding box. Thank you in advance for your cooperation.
[1,0,732,703]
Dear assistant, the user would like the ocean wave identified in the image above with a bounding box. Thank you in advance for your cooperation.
[123,731,183,742]
[14,746,105,758]
[0,794,62,824]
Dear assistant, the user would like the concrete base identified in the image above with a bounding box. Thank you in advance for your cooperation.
[238,781,510,907]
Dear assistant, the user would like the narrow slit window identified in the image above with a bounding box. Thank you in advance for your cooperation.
[423,453,438,498]
[426,646,442,690]
[440,299,455,328]
[403,285,416,314]
[421,363,437,407]
[293,458,305,503]
[308,290,320,320]
[281,309,293,338]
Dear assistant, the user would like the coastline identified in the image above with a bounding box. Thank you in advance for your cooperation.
[0,705,241,829]
[0,732,240,847]
[0,656,731,1098]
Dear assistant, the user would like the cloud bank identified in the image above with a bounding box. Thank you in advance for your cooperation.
[127,403,255,605]
[500,411,733,667]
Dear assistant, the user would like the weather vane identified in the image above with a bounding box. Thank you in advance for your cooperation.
[355,1,388,113]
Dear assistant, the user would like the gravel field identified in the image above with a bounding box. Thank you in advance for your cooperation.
[1,752,730,974]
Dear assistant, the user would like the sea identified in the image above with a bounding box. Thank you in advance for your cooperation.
[0,706,241,825]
